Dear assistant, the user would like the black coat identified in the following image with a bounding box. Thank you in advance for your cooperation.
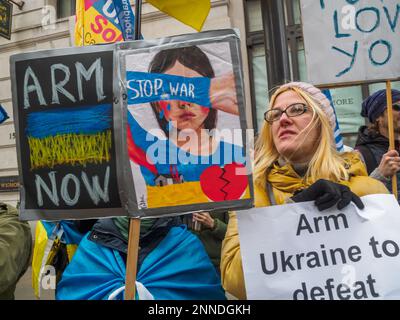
[355,125,400,202]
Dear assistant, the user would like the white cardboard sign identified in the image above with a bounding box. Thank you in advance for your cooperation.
[237,194,400,300]
[300,0,400,86]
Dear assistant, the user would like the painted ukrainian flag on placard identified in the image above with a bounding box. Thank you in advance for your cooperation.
[25,104,112,170]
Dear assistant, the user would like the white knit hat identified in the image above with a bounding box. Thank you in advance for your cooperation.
[280,82,336,131]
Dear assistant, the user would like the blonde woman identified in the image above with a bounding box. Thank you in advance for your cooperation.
[220,82,389,299]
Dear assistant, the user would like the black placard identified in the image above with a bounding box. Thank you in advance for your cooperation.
[0,0,12,40]
[14,51,122,213]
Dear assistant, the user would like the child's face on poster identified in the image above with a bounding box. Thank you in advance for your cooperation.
[160,61,210,132]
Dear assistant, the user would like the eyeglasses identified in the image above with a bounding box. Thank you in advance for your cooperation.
[264,103,308,123]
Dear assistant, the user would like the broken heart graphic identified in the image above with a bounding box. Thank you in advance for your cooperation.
[200,163,248,202]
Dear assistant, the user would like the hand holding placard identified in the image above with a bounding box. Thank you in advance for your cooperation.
[210,72,239,115]
[292,179,364,211]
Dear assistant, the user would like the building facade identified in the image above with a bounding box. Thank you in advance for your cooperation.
[0,0,398,206]
[0,0,72,206]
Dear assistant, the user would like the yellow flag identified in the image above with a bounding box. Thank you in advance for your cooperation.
[74,0,85,46]
[74,0,124,47]
[147,0,210,31]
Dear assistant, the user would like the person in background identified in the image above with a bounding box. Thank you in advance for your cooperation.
[56,216,226,300]
[0,202,32,299]
[182,211,229,274]
[221,82,388,300]
[355,89,400,203]
[0,107,32,300]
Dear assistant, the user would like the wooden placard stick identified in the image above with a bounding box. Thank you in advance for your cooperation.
[124,218,141,300]
[124,0,143,301]
[386,80,398,199]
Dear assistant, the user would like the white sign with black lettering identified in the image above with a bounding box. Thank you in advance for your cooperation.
[237,194,400,300]
[300,0,400,85]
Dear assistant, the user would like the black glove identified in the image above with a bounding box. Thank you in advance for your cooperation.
[291,179,364,211]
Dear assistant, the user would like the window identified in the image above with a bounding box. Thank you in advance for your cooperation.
[57,0,76,19]
[251,44,269,130]
[245,0,269,131]
[369,81,400,94]
[245,0,293,132]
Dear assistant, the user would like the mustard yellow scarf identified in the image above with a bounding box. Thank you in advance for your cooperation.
[266,152,367,204]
